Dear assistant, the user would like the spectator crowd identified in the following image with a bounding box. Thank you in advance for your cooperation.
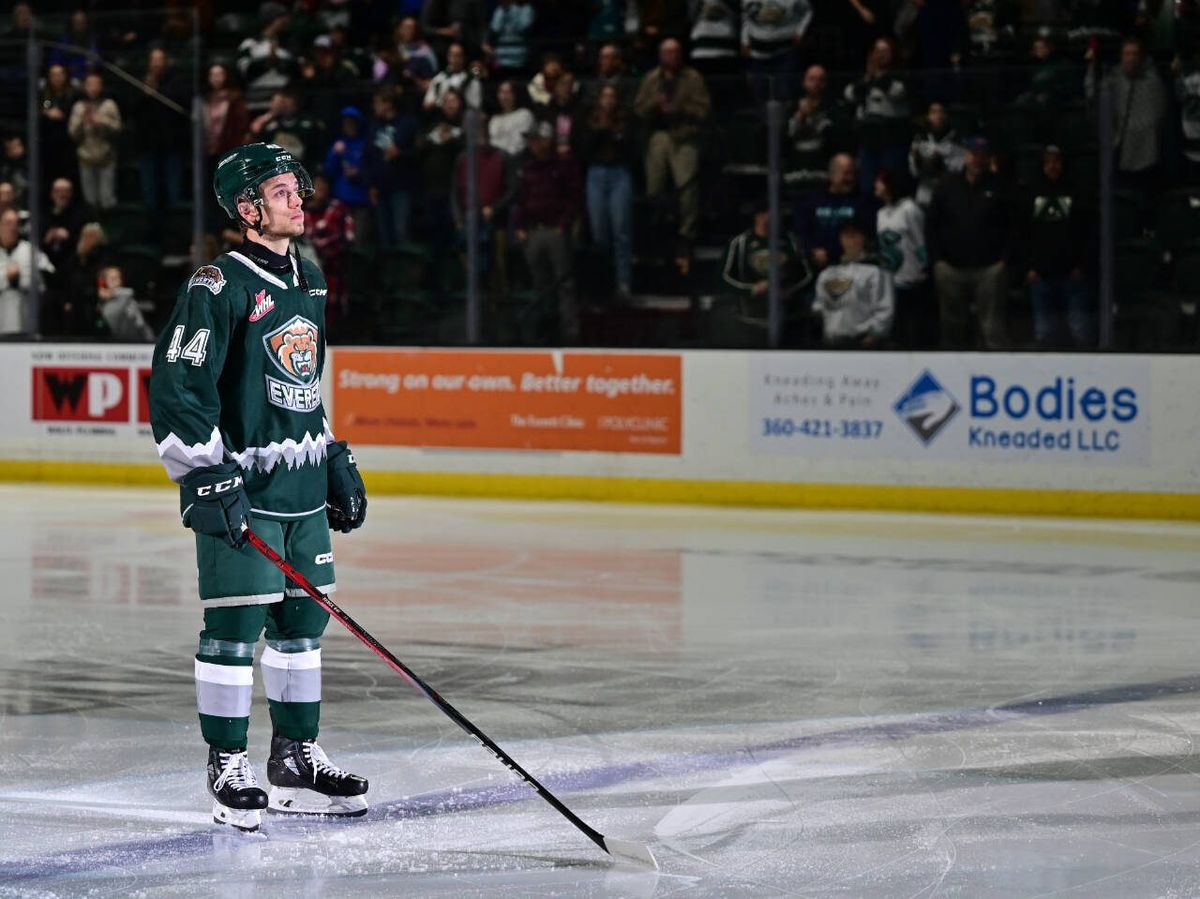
[2,0,1199,349]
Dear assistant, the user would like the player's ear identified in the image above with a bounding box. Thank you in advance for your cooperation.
[236,196,260,224]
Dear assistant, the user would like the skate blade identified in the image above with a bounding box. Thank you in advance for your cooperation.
[267,786,369,818]
[212,801,262,832]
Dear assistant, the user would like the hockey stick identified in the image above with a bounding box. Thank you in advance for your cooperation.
[242,525,658,869]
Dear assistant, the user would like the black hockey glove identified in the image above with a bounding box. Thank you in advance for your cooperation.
[180,461,251,549]
[326,440,367,533]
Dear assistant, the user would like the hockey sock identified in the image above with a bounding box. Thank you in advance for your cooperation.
[195,637,256,750]
[261,640,322,741]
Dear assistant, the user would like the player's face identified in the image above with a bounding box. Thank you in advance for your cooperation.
[258,172,306,238]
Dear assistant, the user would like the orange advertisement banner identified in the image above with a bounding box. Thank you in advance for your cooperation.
[332,350,682,454]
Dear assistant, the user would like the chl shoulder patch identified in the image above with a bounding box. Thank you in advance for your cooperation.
[188,265,226,295]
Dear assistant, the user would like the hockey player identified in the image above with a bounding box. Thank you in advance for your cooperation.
[149,143,369,832]
[812,220,894,348]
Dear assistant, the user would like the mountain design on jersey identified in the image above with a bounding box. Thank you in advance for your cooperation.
[149,248,333,519]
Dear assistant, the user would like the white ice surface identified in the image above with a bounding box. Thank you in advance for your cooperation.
[3,486,1200,895]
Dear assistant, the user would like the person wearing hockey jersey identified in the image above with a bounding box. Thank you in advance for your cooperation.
[874,169,931,348]
[812,220,894,348]
[741,0,813,101]
[149,143,369,833]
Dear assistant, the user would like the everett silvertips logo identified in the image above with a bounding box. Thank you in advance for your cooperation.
[262,315,321,412]
[894,370,960,445]
[249,289,275,322]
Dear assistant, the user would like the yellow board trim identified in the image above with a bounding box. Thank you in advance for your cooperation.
[3,460,1198,521]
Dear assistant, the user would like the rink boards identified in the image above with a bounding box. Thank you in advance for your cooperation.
[0,343,1194,519]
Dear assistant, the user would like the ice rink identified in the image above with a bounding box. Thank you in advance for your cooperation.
[3,485,1200,896]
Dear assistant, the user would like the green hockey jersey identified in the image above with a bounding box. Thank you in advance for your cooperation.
[149,243,333,519]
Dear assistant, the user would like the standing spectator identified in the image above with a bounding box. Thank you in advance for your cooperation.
[909,101,964,207]
[720,202,813,334]
[689,0,742,78]
[0,136,29,209]
[587,43,633,106]
[135,48,189,211]
[0,183,28,235]
[365,88,420,247]
[324,107,371,239]
[741,0,813,101]
[489,80,535,156]
[420,89,466,299]
[96,265,155,342]
[301,35,362,133]
[528,53,567,107]
[1087,37,1167,196]
[40,64,78,186]
[60,221,109,336]
[68,72,122,211]
[813,222,894,347]
[787,64,834,187]
[393,16,439,96]
[42,177,90,273]
[795,153,877,270]
[539,71,582,158]
[422,0,489,58]
[249,87,326,173]
[580,84,638,298]
[1015,34,1079,112]
[963,0,1017,62]
[485,0,536,76]
[874,170,932,348]
[304,173,356,322]
[424,42,484,111]
[926,137,1009,349]
[634,38,712,266]
[1023,146,1092,347]
[1177,50,1200,182]
[46,9,96,83]
[237,3,297,112]
[588,0,628,47]
[511,121,584,342]
[202,64,251,172]
[630,0,691,63]
[453,119,516,289]
[0,209,53,336]
[844,37,911,196]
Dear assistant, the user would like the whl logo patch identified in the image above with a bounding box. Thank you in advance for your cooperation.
[894,370,960,445]
[264,315,319,385]
[249,289,275,322]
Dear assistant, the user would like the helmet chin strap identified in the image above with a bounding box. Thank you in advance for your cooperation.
[241,195,309,293]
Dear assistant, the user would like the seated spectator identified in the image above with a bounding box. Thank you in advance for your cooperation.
[420,89,466,299]
[538,71,582,158]
[812,221,894,348]
[392,16,439,95]
[202,64,251,173]
[40,64,78,186]
[490,80,535,156]
[629,0,691,66]
[1087,36,1166,195]
[1023,146,1092,348]
[844,37,910,196]
[302,34,363,132]
[874,170,932,348]
[68,72,122,211]
[237,3,297,112]
[511,121,583,343]
[586,43,633,106]
[96,266,155,342]
[795,153,877,271]
[422,0,489,58]
[323,107,370,238]
[528,53,567,107]
[0,136,29,208]
[485,0,536,75]
[46,9,95,83]
[787,64,834,187]
[365,88,420,247]
[59,221,108,336]
[250,87,326,173]
[580,84,639,298]
[721,202,813,324]
[927,137,1008,349]
[0,208,53,336]
[329,23,370,79]
[1176,49,1200,182]
[453,119,516,288]
[0,182,28,235]
[1015,34,1079,111]
[909,101,964,207]
[588,0,627,47]
[742,0,813,101]
[634,37,712,266]
[136,49,189,211]
[689,0,741,78]
[304,174,356,321]
[424,42,484,111]
[963,0,1017,61]
[42,178,90,273]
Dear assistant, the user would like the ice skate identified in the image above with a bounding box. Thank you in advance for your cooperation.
[266,734,369,817]
[207,747,268,832]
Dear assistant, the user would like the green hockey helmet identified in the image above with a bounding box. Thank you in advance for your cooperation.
[212,142,314,222]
